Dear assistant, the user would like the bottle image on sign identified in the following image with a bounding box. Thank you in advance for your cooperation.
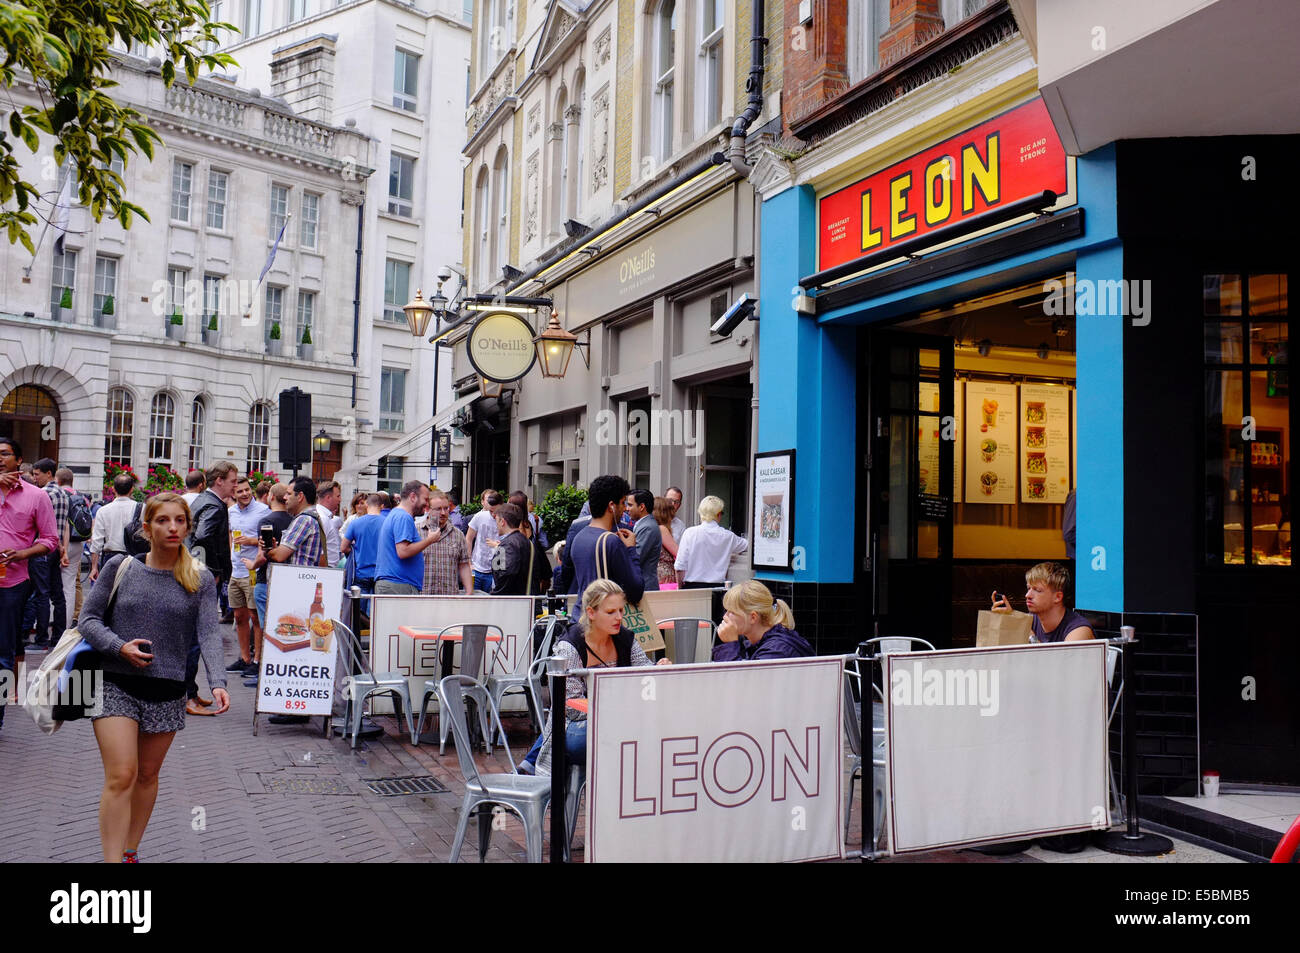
[308,583,334,653]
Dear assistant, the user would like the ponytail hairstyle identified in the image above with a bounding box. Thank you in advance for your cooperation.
[722,579,796,631]
[577,578,626,636]
[141,492,202,593]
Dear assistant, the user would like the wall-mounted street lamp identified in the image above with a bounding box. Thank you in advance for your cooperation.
[312,429,332,454]
[403,288,436,337]
[478,376,505,398]
[533,312,591,379]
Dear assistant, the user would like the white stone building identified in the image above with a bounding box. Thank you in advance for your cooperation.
[215,0,473,495]
[0,56,374,494]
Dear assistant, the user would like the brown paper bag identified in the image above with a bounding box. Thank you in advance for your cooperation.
[976,609,1033,646]
[594,532,666,654]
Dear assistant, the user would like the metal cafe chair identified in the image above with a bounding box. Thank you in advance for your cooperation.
[486,614,563,742]
[656,617,717,664]
[413,623,504,754]
[334,620,417,749]
[437,675,553,863]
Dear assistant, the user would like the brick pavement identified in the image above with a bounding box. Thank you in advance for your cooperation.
[0,623,1236,864]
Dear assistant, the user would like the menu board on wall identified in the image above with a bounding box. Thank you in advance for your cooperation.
[964,381,1018,503]
[1019,384,1071,503]
[918,381,963,501]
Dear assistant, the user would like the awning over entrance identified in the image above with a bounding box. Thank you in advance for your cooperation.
[1023,0,1300,153]
[333,391,477,484]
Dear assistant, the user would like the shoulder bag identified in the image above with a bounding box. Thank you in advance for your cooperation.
[593,532,664,654]
[23,556,134,734]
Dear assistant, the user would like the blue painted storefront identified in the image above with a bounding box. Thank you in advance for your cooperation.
[757,145,1124,613]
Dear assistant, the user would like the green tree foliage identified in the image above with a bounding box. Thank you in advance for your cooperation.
[0,1,236,251]
[535,483,588,543]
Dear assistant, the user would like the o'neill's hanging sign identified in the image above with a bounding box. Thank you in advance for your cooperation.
[467,311,538,382]
[817,97,1069,271]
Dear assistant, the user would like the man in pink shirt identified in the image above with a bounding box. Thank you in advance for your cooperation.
[0,436,59,730]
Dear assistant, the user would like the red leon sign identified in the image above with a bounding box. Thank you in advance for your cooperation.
[817,97,1068,272]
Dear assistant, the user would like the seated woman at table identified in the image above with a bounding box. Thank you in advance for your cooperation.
[712,580,812,662]
[532,579,670,776]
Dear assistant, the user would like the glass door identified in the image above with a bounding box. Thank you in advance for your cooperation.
[864,331,955,644]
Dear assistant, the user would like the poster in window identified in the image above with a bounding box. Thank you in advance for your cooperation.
[916,381,963,502]
[1019,384,1071,503]
[752,450,795,571]
[964,381,1017,503]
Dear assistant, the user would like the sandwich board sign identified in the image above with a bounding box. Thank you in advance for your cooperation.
[256,565,345,724]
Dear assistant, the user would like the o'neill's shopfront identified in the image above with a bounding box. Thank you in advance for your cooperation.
[756,67,1300,797]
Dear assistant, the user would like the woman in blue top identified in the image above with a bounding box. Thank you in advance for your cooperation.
[713,580,812,661]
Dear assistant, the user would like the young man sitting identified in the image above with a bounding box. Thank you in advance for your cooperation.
[991,561,1094,642]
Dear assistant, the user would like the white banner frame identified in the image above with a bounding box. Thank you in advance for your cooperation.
[884,641,1109,853]
[585,656,845,863]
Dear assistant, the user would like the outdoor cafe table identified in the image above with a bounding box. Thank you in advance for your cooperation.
[397,624,503,682]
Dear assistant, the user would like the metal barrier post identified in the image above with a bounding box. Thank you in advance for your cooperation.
[1098,626,1173,855]
[861,651,873,861]
[549,661,566,863]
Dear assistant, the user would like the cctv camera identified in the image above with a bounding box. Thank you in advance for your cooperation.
[710,293,757,337]
[436,266,453,283]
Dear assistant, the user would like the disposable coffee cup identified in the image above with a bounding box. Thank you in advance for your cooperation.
[1202,770,1220,797]
[1120,625,1136,641]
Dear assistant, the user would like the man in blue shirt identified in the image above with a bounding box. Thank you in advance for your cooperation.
[341,492,385,622]
[375,481,437,595]
[561,474,644,602]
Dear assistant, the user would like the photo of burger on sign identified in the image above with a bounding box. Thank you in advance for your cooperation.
[257,565,346,717]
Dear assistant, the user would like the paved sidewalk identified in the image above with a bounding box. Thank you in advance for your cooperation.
[1,625,536,863]
[0,623,1239,864]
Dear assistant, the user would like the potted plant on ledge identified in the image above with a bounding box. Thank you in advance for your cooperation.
[167,310,185,340]
[269,320,284,356]
[202,313,219,345]
[300,325,314,362]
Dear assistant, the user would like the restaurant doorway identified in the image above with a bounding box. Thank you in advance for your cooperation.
[858,275,1078,647]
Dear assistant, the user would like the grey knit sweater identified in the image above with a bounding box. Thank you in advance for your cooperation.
[78,554,227,690]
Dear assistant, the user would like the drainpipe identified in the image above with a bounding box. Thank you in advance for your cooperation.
[728,0,768,176]
[351,200,364,408]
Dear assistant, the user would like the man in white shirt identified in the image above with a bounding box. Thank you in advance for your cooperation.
[464,490,503,592]
[665,485,686,541]
[315,479,342,566]
[89,473,140,582]
[227,476,271,675]
[675,494,748,587]
[181,469,206,508]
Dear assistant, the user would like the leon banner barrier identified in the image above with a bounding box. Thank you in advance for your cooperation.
[884,640,1109,852]
[584,656,845,863]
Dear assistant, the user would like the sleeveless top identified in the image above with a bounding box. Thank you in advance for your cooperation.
[1032,609,1092,643]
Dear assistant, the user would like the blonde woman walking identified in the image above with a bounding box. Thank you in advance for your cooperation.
[79,492,229,862]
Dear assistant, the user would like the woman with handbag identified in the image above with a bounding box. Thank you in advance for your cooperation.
[78,492,229,863]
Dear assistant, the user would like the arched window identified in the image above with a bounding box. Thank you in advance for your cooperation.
[652,0,677,162]
[474,165,491,290]
[148,393,176,468]
[247,403,272,474]
[105,388,134,467]
[188,397,207,473]
[550,87,568,239]
[492,145,510,280]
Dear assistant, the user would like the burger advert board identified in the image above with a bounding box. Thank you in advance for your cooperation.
[257,565,345,716]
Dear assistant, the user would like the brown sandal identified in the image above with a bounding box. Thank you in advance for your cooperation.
[185,700,215,716]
